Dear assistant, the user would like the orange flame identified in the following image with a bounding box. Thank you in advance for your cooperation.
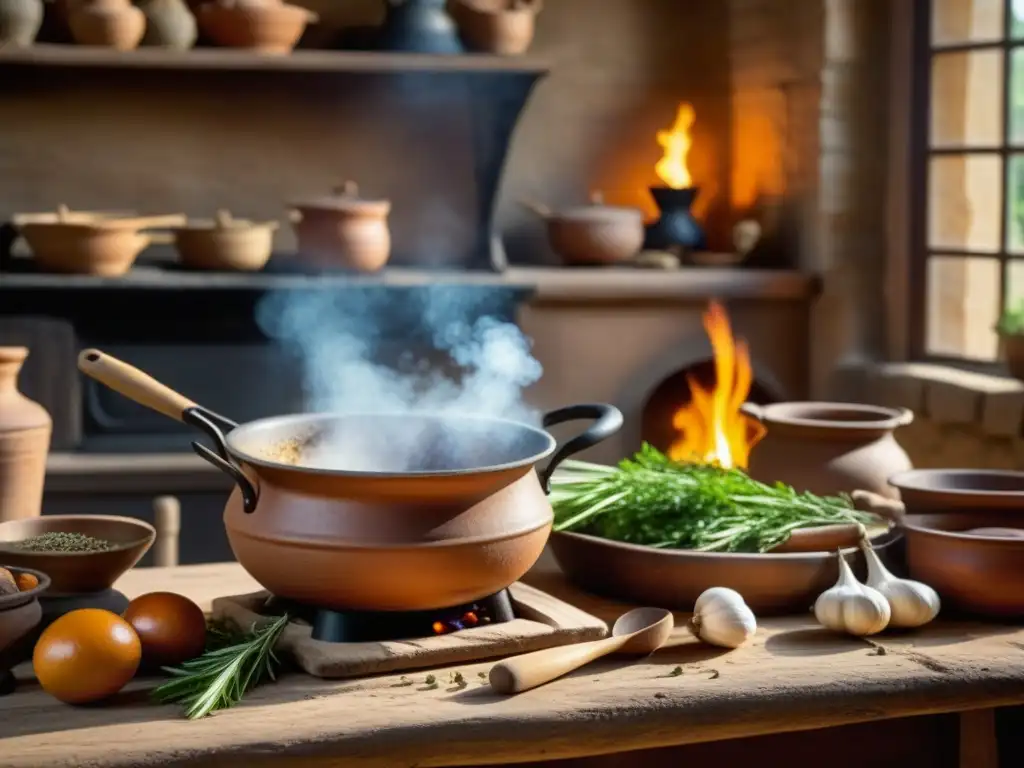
[668,301,766,469]
[655,103,696,190]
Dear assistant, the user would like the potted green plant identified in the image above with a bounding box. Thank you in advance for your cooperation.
[997,300,1024,380]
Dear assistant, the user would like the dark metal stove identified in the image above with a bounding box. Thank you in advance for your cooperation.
[264,589,517,643]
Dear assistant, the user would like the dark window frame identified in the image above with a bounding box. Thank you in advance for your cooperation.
[909,0,1021,370]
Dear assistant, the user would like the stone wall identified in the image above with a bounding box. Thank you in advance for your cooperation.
[869,364,1024,469]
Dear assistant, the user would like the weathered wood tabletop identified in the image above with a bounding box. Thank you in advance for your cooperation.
[1,557,1023,768]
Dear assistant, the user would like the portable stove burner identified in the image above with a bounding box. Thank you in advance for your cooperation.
[263,588,516,643]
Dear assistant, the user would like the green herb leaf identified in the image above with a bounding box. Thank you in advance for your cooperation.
[151,613,290,720]
[550,443,879,553]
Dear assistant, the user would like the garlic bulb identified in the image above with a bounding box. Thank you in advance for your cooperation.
[813,551,891,636]
[690,587,757,649]
[860,541,940,628]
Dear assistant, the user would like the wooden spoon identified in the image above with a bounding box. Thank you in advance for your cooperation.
[488,607,673,695]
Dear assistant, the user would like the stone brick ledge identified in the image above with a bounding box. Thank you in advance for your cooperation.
[864,362,1024,439]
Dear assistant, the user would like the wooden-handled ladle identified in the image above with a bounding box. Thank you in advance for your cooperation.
[488,607,674,695]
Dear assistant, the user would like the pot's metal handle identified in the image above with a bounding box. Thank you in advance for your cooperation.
[539,404,624,493]
[185,408,259,515]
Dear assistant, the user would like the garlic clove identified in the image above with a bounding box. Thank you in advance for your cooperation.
[860,541,940,628]
[813,550,891,636]
[690,587,757,649]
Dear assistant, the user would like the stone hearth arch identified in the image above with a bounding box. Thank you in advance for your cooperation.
[614,334,789,455]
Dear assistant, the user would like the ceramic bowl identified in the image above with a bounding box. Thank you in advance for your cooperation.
[0,515,155,595]
[888,469,1024,617]
[549,527,901,615]
[174,211,278,271]
[0,565,51,692]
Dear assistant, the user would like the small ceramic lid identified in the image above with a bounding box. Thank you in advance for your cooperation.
[291,181,391,216]
[557,192,642,222]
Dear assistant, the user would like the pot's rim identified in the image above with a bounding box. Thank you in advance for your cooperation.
[889,468,1024,498]
[750,401,913,432]
[550,528,898,561]
[901,516,1024,545]
[224,411,558,477]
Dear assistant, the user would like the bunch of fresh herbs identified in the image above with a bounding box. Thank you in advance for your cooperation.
[152,613,289,720]
[549,443,877,553]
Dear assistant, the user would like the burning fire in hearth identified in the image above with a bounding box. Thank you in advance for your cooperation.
[668,301,767,469]
[655,103,696,190]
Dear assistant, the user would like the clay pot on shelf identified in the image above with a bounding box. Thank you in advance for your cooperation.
[0,566,50,696]
[522,193,645,266]
[67,0,146,49]
[138,0,196,49]
[288,181,391,272]
[197,0,319,55]
[0,0,44,46]
[0,348,51,524]
[173,210,278,271]
[15,206,187,276]
[742,401,914,500]
[452,0,540,56]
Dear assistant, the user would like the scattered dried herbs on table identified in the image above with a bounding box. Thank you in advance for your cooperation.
[549,443,879,553]
[12,532,115,553]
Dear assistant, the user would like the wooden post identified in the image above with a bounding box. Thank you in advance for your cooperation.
[960,708,999,768]
[152,495,181,568]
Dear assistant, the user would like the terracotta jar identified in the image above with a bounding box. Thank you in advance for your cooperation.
[741,401,914,500]
[138,0,196,49]
[0,0,44,46]
[0,348,51,524]
[67,0,146,49]
[452,0,541,56]
[288,181,391,272]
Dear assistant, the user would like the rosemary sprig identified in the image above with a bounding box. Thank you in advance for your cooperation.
[550,443,878,553]
[151,613,290,720]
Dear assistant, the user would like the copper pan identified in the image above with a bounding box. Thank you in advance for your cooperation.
[859,471,1024,618]
[77,349,623,612]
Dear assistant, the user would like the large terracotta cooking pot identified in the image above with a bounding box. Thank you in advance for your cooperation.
[78,349,623,612]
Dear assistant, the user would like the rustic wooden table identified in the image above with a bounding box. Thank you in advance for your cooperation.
[1,560,1022,768]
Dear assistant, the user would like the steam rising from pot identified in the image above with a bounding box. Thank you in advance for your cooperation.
[255,286,544,472]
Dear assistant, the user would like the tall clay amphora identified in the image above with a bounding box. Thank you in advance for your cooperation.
[0,347,52,522]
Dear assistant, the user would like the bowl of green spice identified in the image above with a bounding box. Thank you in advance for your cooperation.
[0,515,155,595]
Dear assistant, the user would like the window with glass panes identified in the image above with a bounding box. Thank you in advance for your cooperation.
[917,0,1024,363]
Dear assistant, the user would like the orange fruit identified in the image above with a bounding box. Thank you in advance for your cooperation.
[33,609,142,705]
[124,592,207,667]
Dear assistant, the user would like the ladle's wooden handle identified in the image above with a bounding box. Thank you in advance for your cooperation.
[489,634,628,695]
[77,349,196,422]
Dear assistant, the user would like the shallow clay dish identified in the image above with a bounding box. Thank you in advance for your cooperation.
[0,515,155,595]
[886,469,1024,618]
[16,206,186,276]
[548,528,900,615]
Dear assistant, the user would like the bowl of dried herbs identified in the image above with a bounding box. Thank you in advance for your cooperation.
[0,515,155,594]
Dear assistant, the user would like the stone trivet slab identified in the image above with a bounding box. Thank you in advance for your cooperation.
[211,582,608,679]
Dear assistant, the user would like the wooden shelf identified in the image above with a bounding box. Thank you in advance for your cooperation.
[0,264,819,300]
[0,44,550,75]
